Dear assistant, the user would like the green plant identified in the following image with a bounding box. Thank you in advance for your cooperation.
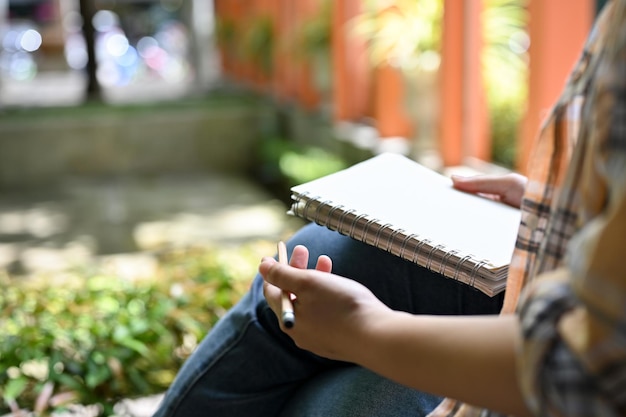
[350,0,443,145]
[483,0,529,167]
[295,0,332,58]
[290,0,334,95]
[0,243,269,415]
[241,15,275,75]
[351,0,443,71]
[258,136,347,186]
[278,146,348,186]
[215,17,237,49]
[351,0,528,167]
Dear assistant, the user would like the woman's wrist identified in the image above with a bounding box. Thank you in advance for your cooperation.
[349,308,404,367]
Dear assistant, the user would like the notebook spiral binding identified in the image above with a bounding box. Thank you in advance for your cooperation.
[400,233,419,261]
[414,238,432,265]
[427,244,446,270]
[377,223,395,249]
[469,259,488,289]
[302,195,318,221]
[325,203,345,225]
[350,213,368,237]
[291,193,489,289]
[439,249,459,277]
[453,255,473,282]
[386,228,405,252]
[363,217,380,242]
[314,200,332,223]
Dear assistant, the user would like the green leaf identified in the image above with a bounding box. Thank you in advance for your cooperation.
[85,365,111,389]
[53,373,85,393]
[3,376,28,401]
[126,367,150,394]
[117,338,150,357]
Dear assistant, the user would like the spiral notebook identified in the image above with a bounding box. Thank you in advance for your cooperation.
[288,153,521,296]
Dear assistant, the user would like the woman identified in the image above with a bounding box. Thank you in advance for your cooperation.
[156,1,626,415]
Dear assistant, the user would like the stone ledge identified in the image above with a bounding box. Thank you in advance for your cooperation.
[0,97,267,189]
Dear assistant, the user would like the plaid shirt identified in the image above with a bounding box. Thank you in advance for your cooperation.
[428,1,626,416]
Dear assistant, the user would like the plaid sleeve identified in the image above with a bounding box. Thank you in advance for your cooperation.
[516,2,626,416]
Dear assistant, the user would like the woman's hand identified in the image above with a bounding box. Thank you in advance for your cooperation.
[260,245,391,362]
[451,173,527,209]
[260,246,530,417]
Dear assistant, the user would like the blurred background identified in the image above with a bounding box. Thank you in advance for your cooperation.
[0,0,600,415]
[0,0,207,104]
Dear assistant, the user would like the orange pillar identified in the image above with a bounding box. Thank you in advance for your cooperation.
[294,0,322,110]
[463,0,489,161]
[373,65,412,138]
[331,0,370,122]
[233,0,252,83]
[517,0,593,172]
[439,0,488,166]
[439,0,463,166]
[252,0,276,90]
[265,0,280,93]
[274,0,299,101]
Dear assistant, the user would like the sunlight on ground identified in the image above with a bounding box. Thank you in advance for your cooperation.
[133,204,288,250]
[0,174,303,278]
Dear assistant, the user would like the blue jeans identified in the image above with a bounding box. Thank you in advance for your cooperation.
[154,223,504,417]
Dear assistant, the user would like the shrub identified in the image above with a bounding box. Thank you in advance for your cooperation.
[483,0,529,168]
[0,242,271,416]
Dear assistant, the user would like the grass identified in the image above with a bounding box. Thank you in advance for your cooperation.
[0,239,275,416]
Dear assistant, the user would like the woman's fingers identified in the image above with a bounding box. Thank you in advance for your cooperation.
[451,174,510,195]
[288,244,309,269]
[316,254,332,273]
[260,245,318,311]
[451,173,527,208]
[261,245,334,332]
[261,262,282,315]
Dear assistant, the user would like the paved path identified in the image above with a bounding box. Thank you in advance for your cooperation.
[0,173,303,416]
[0,173,303,277]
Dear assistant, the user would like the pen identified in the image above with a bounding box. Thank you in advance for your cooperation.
[277,241,295,328]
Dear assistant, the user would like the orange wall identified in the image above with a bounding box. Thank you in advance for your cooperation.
[518,0,593,172]
[213,0,595,165]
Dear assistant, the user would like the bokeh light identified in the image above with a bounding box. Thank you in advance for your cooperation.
[0,24,42,81]
[19,29,42,52]
[1,3,193,90]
